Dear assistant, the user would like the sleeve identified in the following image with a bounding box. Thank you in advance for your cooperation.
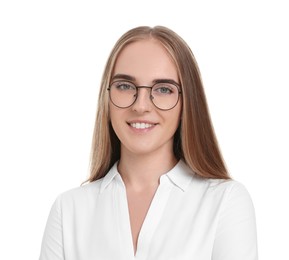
[39,196,64,260]
[212,182,258,260]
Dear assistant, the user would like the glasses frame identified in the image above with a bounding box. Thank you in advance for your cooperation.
[107,80,182,111]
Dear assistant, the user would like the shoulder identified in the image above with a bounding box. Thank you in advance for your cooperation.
[172,160,253,204]
[207,178,251,197]
[52,164,119,211]
[189,174,254,210]
[193,173,250,196]
[208,179,253,204]
[55,179,103,208]
[202,178,256,221]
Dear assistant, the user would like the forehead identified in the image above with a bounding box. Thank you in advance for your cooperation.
[113,39,178,83]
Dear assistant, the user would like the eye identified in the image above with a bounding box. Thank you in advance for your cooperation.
[153,84,174,95]
[113,81,136,91]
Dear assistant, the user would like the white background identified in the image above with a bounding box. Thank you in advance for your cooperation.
[0,0,288,259]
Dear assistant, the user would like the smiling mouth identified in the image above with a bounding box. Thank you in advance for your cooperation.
[129,122,156,129]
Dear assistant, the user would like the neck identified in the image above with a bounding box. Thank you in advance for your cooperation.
[118,148,178,191]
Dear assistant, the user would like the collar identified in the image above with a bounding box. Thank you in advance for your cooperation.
[100,163,119,193]
[99,160,194,193]
[165,160,194,192]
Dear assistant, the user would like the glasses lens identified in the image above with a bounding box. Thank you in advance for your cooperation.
[151,83,180,110]
[109,81,137,108]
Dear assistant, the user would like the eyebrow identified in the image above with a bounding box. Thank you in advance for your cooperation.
[111,74,180,86]
[111,74,136,81]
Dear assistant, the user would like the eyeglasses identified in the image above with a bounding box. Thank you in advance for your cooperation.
[107,80,182,111]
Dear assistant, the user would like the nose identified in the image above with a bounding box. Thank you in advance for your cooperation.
[131,87,153,113]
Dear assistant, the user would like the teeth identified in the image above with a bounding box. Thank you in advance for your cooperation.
[130,122,154,129]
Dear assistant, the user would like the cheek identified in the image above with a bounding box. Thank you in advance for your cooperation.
[109,106,127,135]
[109,110,119,130]
[109,104,119,123]
[171,105,182,127]
[161,109,182,136]
[109,105,117,129]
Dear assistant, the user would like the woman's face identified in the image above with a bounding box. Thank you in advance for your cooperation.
[109,39,182,157]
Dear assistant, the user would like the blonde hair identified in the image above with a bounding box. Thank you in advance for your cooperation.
[87,26,230,182]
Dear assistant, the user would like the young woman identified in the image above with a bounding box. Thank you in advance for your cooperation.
[39,26,258,260]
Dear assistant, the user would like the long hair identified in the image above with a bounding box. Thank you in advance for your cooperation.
[87,26,230,182]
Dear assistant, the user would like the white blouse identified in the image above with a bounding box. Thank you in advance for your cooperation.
[39,160,258,260]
